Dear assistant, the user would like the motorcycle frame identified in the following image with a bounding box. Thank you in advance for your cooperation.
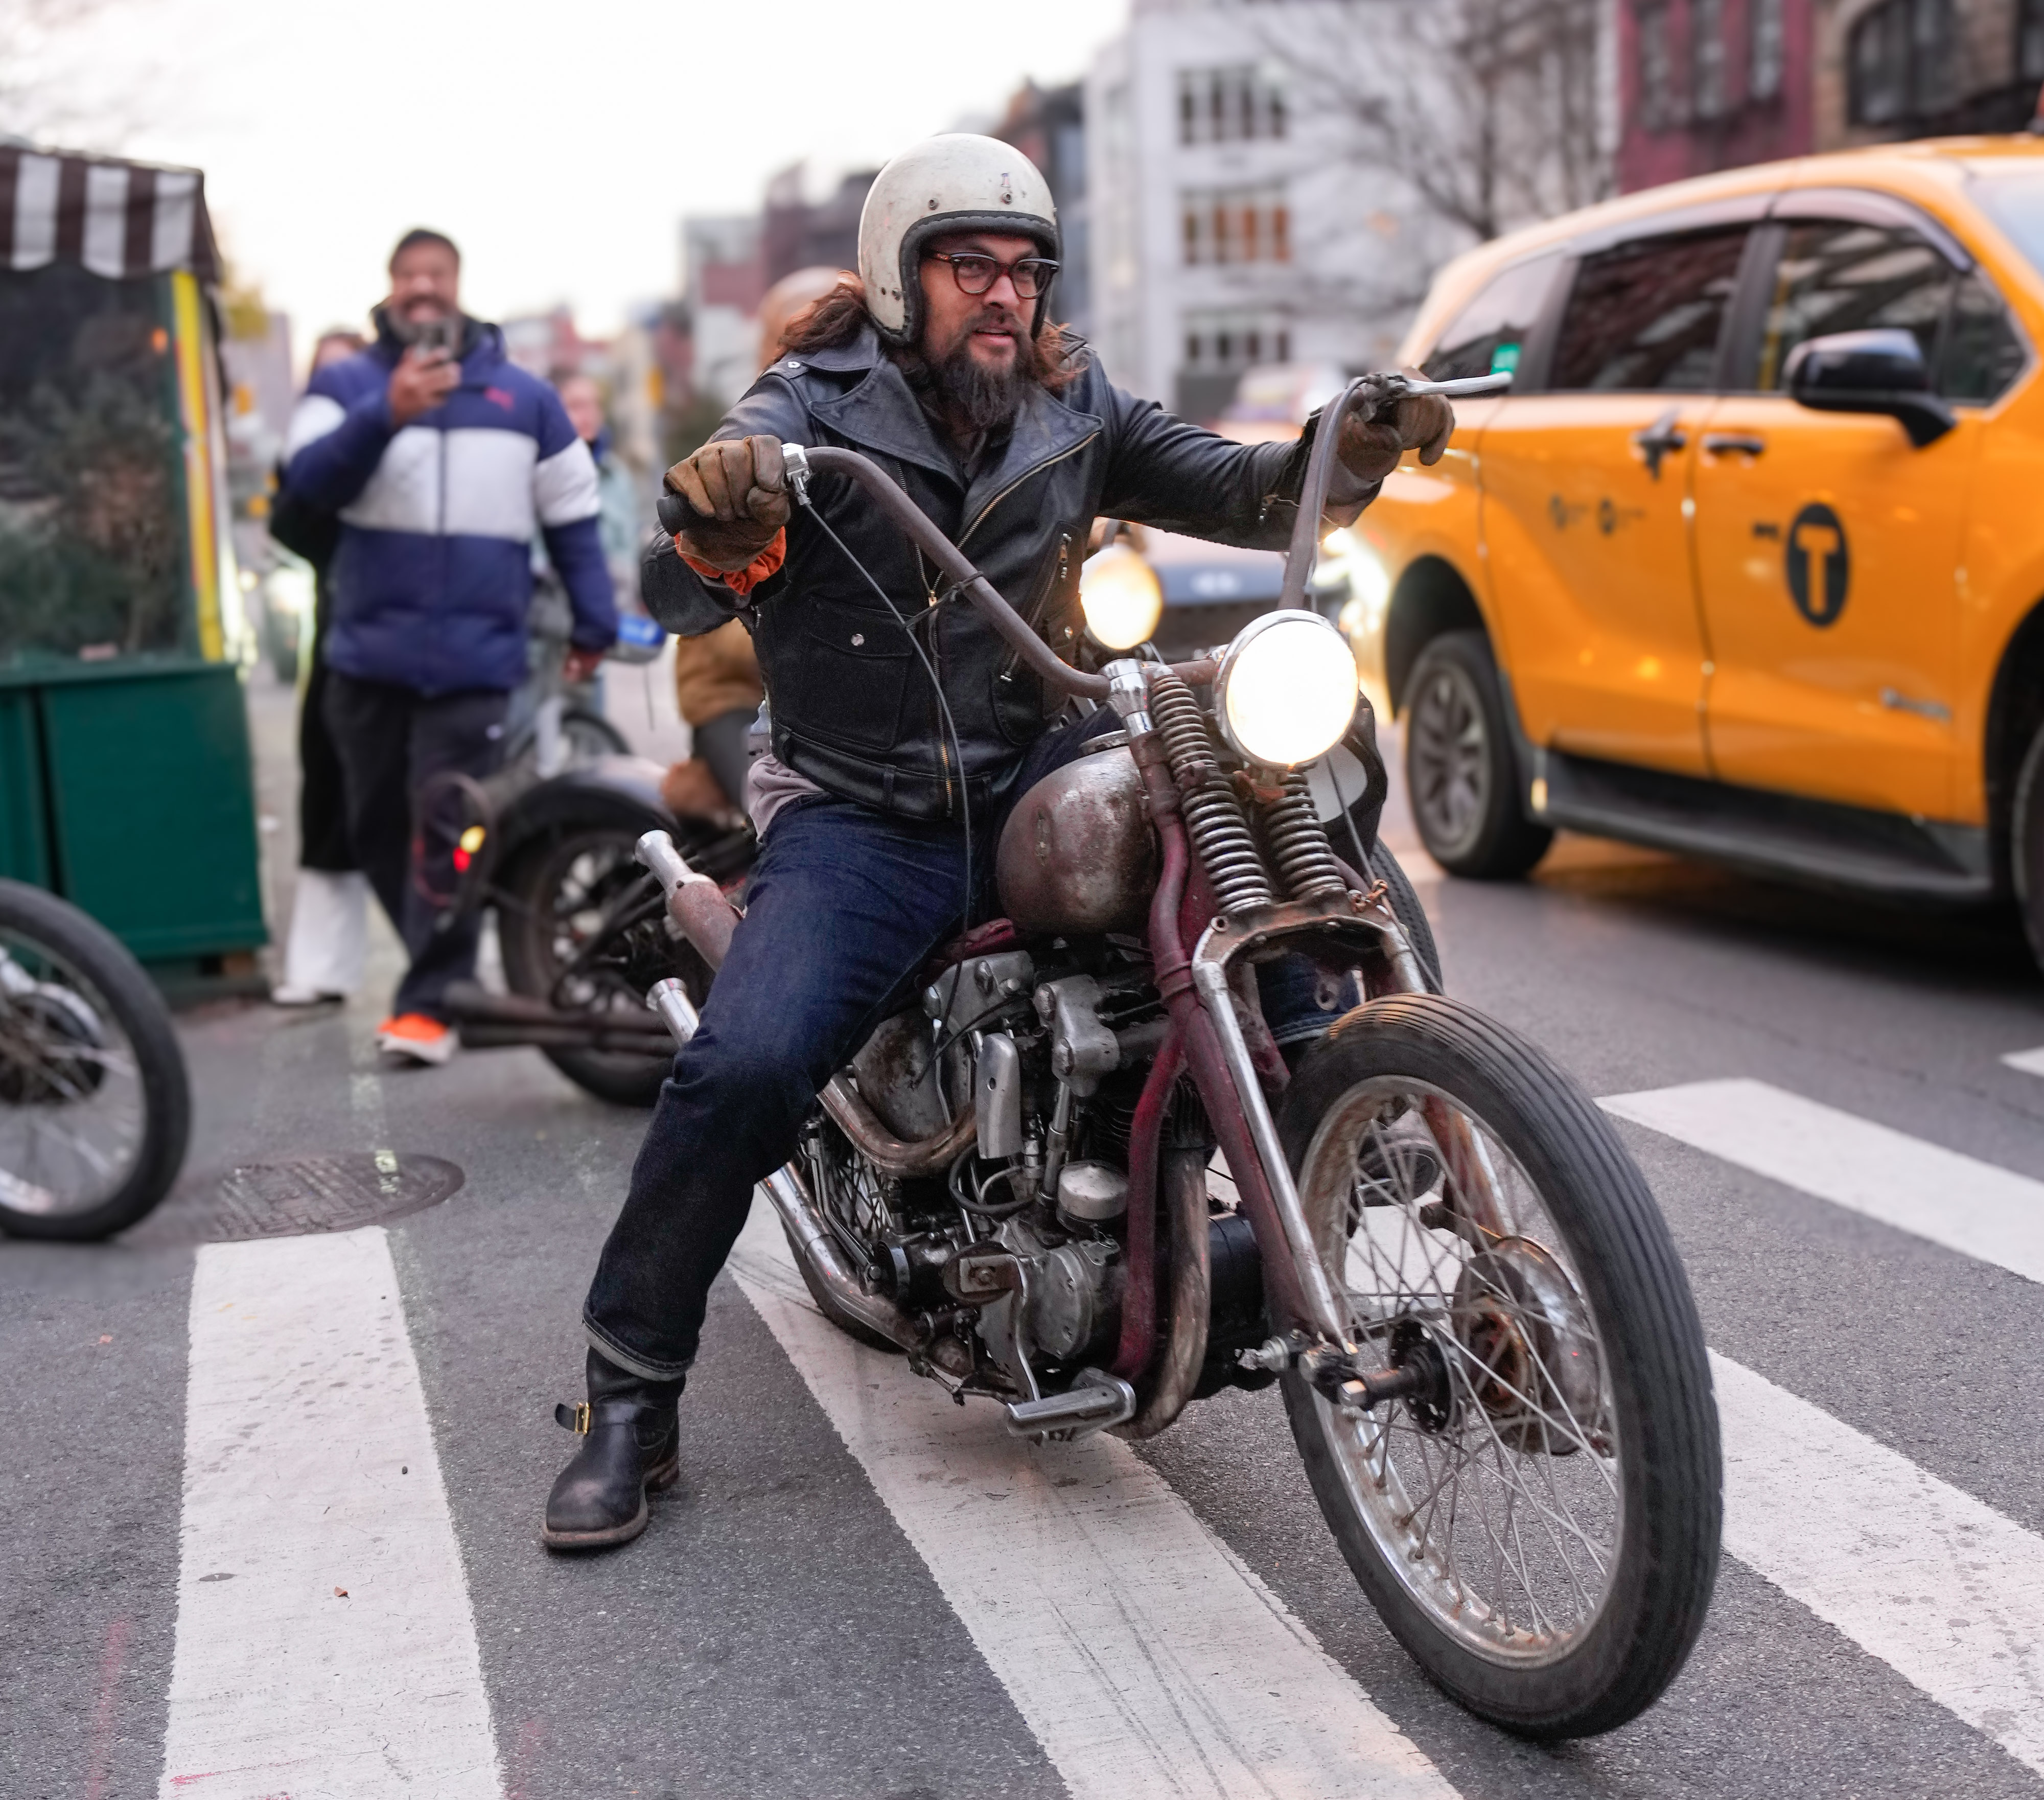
[667,368,1511,1401]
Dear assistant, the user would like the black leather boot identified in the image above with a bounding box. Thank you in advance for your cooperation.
[542,1348,683,1551]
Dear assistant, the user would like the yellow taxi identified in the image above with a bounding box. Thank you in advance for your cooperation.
[1345,136,2044,963]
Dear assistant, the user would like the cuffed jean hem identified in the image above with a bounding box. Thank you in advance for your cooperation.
[584,1314,694,1384]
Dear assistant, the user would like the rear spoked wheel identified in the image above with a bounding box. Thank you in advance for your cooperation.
[1276,994,1720,1738]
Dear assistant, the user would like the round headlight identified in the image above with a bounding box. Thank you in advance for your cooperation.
[1079,543,1164,651]
[1215,610,1359,768]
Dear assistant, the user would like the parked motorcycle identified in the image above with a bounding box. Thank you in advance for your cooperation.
[435,755,753,1107]
[0,879,191,1240]
[633,373,1723,1740]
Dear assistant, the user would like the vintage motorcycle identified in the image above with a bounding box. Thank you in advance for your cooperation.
[635,375,1723,1740]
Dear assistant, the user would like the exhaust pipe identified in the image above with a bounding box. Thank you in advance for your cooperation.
[759,1162,927,1353]
[637,830,739,971]
[445,981,673,1050]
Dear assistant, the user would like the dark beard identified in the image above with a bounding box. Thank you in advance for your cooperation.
[931,326,1037,433]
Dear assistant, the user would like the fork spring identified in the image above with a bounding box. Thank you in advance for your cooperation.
[1148,669,1275,913]
[1263,773,1346,902]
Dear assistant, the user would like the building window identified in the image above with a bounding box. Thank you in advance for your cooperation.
[1638,2,1675,130]
[1177,65,1287,145]
[1182,309,1291,371]
[1849,0,1960,127]
[1693,0,1727,119]
[1181,184,1291,265]
[1750,0,1785,102]
[2022,0,2044,82]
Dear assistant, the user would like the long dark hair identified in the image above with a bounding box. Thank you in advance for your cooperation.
[780,274,1081,394]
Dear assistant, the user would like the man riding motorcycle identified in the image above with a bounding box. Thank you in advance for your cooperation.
[544,133,1453,1550]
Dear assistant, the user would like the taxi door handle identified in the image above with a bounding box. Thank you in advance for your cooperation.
[1701,432,1766,458]
[1632,409,1687,480]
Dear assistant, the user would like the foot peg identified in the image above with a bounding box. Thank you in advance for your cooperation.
[1003,1368,1136,1442]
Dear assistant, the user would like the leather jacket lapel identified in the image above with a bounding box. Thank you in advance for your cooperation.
[959,382,1102,547]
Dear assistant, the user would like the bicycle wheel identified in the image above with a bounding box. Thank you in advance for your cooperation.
[0,881,191,1240]
[1276,994,1720,1737]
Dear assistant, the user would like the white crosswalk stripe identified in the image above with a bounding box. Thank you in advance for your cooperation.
[726,1203,1458,1800]
[1601,1076,2044,1284]
[160,1228,500,1799]
[1713,1353,2044,1778]
[2003,1046,2044,1079]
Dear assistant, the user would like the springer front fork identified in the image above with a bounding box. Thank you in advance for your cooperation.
[1101,658,1436,1383]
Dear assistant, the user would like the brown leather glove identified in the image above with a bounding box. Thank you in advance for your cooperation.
[1336,372,1455,488]
[664,435,790,571]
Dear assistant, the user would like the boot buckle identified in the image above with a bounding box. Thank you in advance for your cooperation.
[553,1401,593,1434]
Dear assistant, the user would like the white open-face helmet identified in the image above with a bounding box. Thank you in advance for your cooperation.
[857,134,1060,348]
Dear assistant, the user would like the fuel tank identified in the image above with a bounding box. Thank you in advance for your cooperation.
[996,737,1157,936]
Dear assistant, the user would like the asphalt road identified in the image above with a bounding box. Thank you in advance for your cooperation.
[7,667,2044,1799]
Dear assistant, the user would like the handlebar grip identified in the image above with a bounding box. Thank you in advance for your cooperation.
[656,489,711,538]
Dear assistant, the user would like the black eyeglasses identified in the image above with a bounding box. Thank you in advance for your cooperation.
[926,251,1060,299]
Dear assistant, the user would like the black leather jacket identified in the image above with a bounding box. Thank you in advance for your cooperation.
[641,323,1372,822]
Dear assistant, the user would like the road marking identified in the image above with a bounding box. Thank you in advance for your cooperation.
[2003,1045,2044,1079]
[160,1227,500,1799]
[727,1202,1456,1800]
[1713,1352,2044,1775]
[1600,1077,2044,1285]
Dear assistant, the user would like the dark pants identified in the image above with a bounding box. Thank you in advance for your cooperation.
[323,673,507,1022]
[297,582,356,873]
[584,712,1355,1382]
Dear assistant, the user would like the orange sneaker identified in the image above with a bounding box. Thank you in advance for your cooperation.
[376,1013,457,1066]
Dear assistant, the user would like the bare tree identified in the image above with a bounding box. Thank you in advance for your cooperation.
[1244,0,1613,246]
[0,0,138,146]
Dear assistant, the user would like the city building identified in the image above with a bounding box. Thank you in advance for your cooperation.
[1619,0,2044,191]
[678,214,766,411]
[1085,0,1462,419]
[996,80,1093,340]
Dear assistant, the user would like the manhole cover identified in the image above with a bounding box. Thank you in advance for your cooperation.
[208,1154,465,1241]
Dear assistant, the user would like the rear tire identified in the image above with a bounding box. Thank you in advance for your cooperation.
[1404,631,1552,880]
[499,828,699,1108]
[0,881,190,1240]
[1367,842,1443,993]
[1276,995,1720,1737]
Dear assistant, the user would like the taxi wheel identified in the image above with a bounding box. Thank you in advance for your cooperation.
[1403,631,1552,880]
[2014,722,2044,973]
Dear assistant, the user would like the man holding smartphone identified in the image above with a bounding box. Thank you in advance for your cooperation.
[281,229,617,1064]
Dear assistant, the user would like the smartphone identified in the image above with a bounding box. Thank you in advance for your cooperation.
[411,316,457,357]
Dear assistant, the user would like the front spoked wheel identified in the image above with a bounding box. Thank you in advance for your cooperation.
[1276,995,1720,1737]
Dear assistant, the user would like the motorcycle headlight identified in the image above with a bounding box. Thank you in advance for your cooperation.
[1214,610,1359,768]
[1079,543,1164,651]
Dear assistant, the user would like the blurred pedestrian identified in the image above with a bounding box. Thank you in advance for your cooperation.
[283,228,617,1065]
[270,327,370,1005]
[659,265,846,821]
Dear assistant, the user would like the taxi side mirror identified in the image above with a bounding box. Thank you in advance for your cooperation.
[1784,329,1956,449]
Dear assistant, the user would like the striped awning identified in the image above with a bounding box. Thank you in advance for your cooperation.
[0,145,220,283]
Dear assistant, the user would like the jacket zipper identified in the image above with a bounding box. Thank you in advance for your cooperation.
[958,432,1101,549]
[998,530,1073,684]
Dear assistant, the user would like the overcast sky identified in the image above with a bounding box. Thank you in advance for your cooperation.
[36,0,1127,349]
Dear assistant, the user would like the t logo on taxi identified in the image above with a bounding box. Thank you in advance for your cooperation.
[1785,503,1849,627]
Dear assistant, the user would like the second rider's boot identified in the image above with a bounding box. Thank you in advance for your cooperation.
[541,1347,683,1551]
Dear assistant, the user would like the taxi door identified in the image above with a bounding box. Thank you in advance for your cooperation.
[1690,210,1985,819]
[1477,225,1753,776]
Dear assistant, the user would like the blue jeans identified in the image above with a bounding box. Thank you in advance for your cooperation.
[582,716,1350,1380]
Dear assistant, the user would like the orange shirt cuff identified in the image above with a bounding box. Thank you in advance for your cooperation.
[681,528,786,598]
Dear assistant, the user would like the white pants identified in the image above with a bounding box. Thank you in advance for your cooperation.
[276,869,369,999]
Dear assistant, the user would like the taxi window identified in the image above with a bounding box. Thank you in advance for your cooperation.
[1936,271,2026,402]
[1549,228,1750,392]
[1422,255,1563,382]
[1749,221,1955,390]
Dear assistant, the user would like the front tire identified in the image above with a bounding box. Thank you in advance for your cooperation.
[1276,995,1720,1737]
[0,881,191,1240]
[1404,631,1552,879]
[2013,721,2044,974]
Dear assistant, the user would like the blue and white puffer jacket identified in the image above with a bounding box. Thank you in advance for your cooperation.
[283,316,617,696]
